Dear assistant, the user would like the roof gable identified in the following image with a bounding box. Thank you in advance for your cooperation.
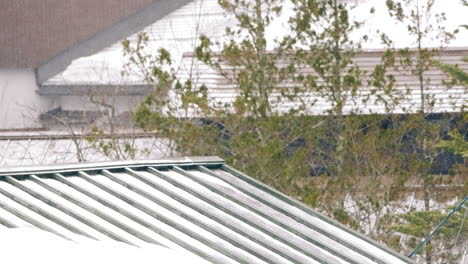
[40,0,468,87]
[36,0,193,84]
[42,0,231,87]
[37,1,467,116]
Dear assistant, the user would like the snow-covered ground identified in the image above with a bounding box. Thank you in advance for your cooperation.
[0,226,210,264]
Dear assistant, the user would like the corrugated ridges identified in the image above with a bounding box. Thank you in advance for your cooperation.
[0,159,413,264]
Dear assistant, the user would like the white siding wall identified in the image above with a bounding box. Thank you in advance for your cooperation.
[0,69,55,129]
[180,50,468,115]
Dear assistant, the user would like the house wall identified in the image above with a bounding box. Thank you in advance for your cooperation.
[0,69,145,130]
[0,69,55,130]
[58,95,145,115]
[43,0,468,87]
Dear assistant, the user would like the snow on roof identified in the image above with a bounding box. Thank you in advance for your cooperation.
[0,158,413,263]
[42,0,468,87]
[43,0,232,86]
[39,0,468,115]
[0,226,209,264]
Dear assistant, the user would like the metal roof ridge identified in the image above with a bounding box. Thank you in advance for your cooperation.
[0,157,225,176]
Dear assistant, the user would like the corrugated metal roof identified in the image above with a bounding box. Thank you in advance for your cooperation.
[0,157,412,263]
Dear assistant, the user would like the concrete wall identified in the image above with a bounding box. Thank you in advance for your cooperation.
[0,69,55,129]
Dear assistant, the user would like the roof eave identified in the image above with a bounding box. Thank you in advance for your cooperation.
[0,156,225,177]
[37,84,152,96]
[36,0,193,85]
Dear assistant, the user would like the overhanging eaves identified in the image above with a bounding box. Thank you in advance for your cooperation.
[36,0,193,85]
[37,85,152,96]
